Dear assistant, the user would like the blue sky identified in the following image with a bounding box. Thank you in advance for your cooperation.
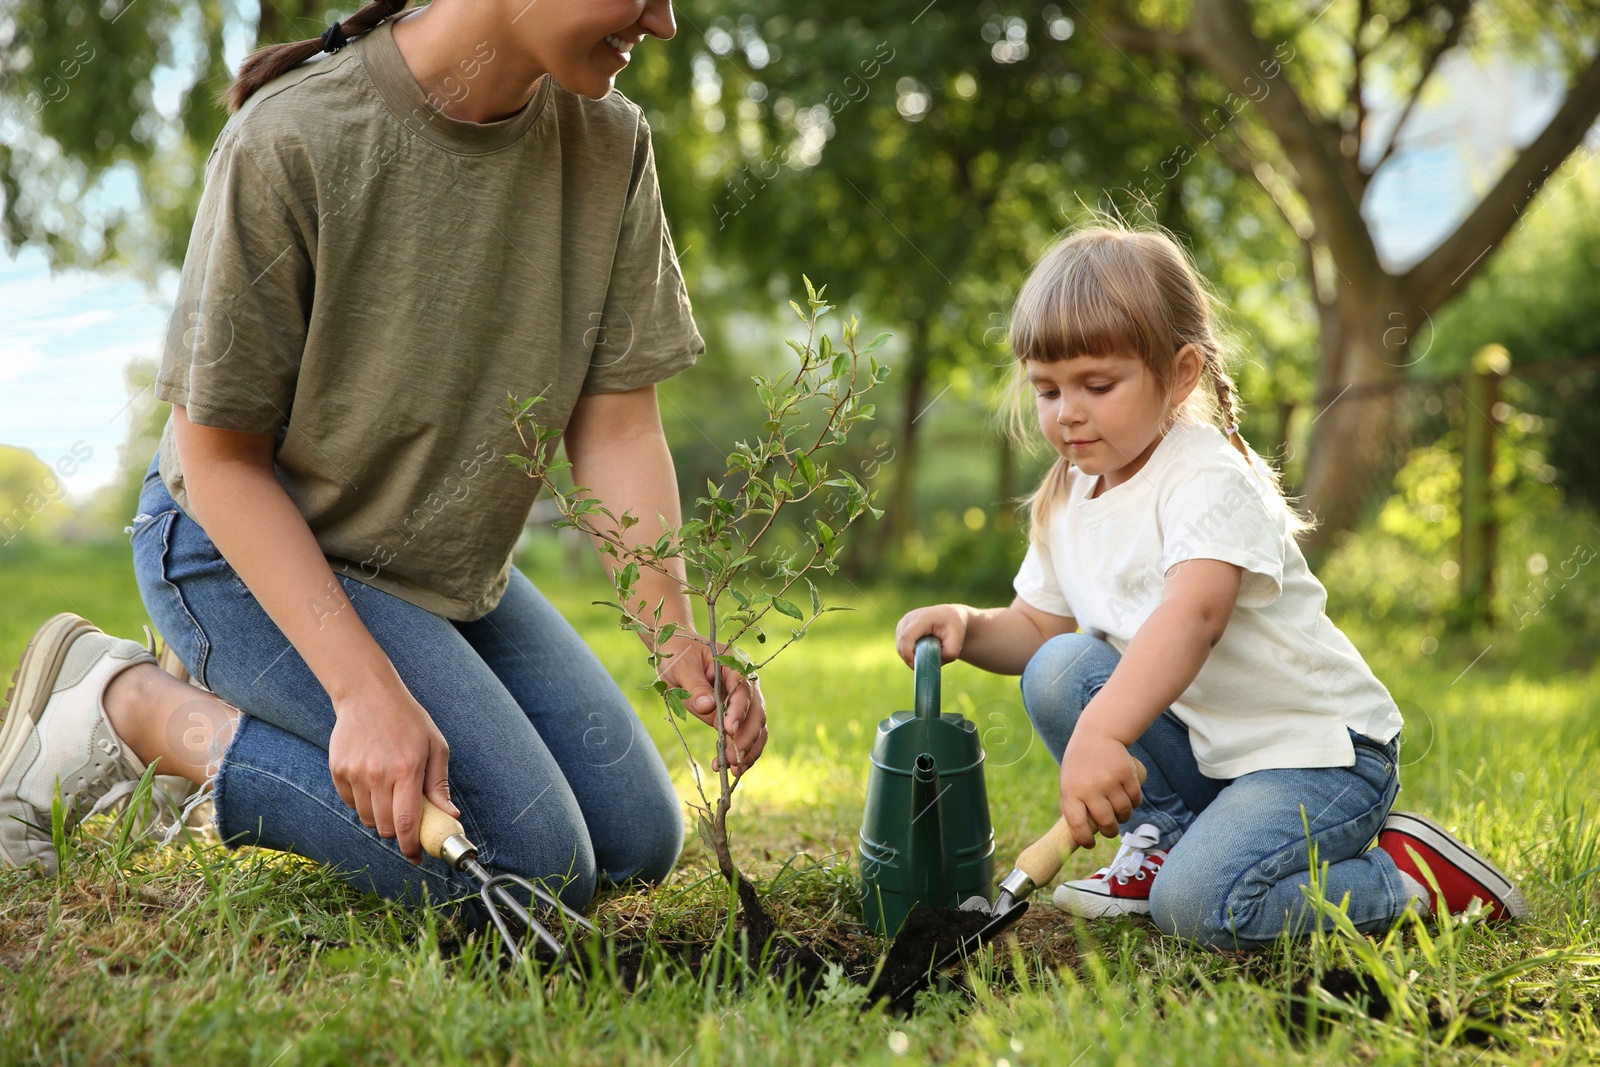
[0,49,1580,502]
[0,248,177,501]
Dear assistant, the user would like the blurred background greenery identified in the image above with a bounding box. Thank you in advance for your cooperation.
[3,0,1598,639]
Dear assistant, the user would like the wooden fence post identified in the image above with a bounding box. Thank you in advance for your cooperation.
[1459,344,1510,625]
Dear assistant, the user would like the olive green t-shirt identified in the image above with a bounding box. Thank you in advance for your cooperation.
[154,19,702,620]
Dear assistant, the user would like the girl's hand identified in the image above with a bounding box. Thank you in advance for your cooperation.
[894,605,968,666]
[328,679,458,864]
[657,637,768,775]
[1059,732,1143,848]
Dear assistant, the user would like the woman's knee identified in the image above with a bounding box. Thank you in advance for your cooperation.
[1020,632,1119,735]
[597,783,684,887]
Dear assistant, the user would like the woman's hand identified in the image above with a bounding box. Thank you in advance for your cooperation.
[1059,731,1143,848]
[328,678,458,864]
[894,605,968,667]
[657,637,768,775]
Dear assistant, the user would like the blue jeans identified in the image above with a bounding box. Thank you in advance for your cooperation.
[1021,633,1407,950]
[129,454,682,923]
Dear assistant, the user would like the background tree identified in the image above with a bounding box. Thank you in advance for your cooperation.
[1088,0,1600,554]
[631,0,1200,554]
[1,0,323,273]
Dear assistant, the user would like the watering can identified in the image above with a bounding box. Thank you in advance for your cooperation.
[859,635,995,935]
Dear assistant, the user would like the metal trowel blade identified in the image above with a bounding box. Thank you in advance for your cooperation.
[890,898,1030,1006]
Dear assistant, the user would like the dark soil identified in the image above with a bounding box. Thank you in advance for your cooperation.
[437,868,1028,1014]
[576,884,1014,1014]
[864,905,1001,1013]
[1281,965,1557,1047]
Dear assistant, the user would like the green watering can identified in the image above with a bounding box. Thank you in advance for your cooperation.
[859,635,996,935]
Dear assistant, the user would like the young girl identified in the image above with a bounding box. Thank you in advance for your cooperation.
[896,226,1525,949]
[0,0,767,925]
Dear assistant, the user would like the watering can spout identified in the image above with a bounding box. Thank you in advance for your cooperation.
[907,753,948,905]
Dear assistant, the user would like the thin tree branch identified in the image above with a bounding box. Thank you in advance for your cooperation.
[1366,0,1472,177]
[1402,46,1600,311]
[1113,0,1386,290]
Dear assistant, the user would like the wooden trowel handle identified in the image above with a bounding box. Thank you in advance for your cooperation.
[420,797,470,863]
[1015,757,1148,887]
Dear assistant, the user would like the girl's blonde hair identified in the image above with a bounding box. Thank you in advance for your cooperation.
[1006,222,1313,540]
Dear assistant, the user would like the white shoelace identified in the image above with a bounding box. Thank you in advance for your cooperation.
[83,777,211,847]
[1097,822,1163,882]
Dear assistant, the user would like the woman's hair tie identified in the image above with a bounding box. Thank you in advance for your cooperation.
[1224,424,1240,436]
[320,21,348,53]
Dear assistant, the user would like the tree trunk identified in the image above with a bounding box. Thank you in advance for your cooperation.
[1295,287,1418,559]
[995,430,1016,531]
[875,317,931,556]
[256,0,321,46]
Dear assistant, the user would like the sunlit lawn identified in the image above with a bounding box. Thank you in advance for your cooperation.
[1,538,1597,1065]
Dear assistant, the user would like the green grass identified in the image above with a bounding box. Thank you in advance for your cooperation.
[2,538,1598,1065]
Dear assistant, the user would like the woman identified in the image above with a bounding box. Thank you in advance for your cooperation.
[0,0,766,921]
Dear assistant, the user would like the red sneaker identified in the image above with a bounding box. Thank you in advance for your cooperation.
[1053,823,1165,917]
[1377,812,1528,921]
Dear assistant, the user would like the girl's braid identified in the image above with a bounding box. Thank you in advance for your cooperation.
[1206,351,1254,464]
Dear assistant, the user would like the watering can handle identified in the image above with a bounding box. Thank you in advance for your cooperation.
[913,635,942,721]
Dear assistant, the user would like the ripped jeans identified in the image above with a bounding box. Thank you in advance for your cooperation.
[129,453,682,921]
[1021,633,1408,949]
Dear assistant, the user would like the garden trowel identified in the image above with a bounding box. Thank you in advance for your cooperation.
[888,756,1148,1005]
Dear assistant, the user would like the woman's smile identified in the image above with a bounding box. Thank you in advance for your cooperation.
[602,33,638,63]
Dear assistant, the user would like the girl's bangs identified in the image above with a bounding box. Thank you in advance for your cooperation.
[1010,263,1152,364]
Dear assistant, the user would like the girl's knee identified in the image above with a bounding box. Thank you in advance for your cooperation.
[1021,632,1117,724]
[1148,879,1244,950]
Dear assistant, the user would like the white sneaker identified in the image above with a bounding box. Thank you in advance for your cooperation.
[0,614,154,872]
[1053,823,1167,918]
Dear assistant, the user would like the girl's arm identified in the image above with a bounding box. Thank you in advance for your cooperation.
[171,407,458,865]
[896,598,1077,675]
[1058,557,1242,847]
[563,385,767,775]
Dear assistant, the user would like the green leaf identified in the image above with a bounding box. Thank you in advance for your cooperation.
[808,579,823,617]
[714,651,754,672]
[664,686,691,720]
[772,596,803,620]
[795,450,819,489]
[815,518,836,555]
[863,333,891,355]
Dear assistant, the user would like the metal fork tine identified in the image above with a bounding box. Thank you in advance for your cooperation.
[474,867,578,960]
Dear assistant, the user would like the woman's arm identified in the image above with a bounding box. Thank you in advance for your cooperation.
[896,599,1078,675]
[171,407,457,863]
[1057,557,1242,846]
[563,385,767,774]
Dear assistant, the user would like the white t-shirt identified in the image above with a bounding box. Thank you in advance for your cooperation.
[1012,421,1402,779]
